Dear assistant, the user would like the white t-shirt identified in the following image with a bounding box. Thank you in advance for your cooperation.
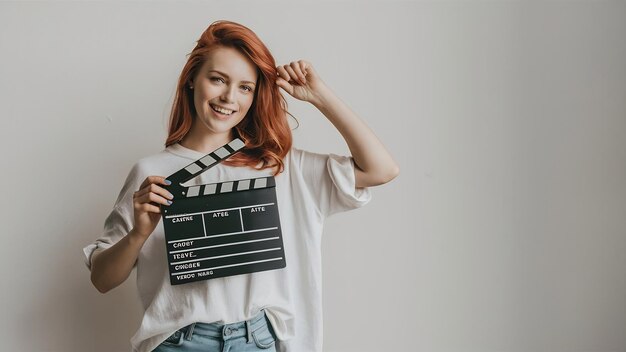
[82,143,371,352]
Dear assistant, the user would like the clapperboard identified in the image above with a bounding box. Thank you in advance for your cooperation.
[160,138,286,285]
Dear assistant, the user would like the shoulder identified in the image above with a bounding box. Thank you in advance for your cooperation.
[137,148,174,167]
[119,149,174,194]
[127,151,164,180]
[286,146,328,167]
[287,146,353,171]
[132,147,184,176]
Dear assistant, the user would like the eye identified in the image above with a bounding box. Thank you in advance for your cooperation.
[241,85,253,92]
[210,77,225,83]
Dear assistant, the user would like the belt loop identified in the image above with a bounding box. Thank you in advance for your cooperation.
[246,319,252,343]
[185,323,196,341]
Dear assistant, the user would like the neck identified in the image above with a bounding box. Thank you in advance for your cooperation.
[179,125,234,155]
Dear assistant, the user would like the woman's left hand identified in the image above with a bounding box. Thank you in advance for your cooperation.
[275,60,327,104]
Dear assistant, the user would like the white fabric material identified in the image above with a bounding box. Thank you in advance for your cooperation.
[83,143,371,352]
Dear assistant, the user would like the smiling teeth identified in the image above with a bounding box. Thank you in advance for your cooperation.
[211,104,234,115]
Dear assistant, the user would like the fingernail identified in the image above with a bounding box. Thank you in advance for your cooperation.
[164,179,172,185]
[168,192,174,199]
[167,200,173,205]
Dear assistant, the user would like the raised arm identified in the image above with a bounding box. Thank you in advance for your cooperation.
[276,60,399,188]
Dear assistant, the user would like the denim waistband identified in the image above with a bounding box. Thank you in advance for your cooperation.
[181,309,269,342]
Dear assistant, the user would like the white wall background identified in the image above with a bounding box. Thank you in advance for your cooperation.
[1,1,625,351]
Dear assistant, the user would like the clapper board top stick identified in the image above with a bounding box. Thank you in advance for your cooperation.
[160,138,286,285]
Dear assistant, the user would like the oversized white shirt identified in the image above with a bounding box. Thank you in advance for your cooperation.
[82,143,371,352]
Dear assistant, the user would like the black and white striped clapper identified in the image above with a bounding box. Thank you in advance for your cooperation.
[160,138,286,285]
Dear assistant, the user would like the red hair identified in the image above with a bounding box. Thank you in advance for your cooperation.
[165,20,292,175]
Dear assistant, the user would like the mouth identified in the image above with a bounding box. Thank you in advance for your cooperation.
[210,104,236,118]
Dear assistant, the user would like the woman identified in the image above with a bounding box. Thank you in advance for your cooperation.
[83,20,399,352]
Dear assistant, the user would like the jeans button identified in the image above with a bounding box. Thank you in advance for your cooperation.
[225,327,232,335]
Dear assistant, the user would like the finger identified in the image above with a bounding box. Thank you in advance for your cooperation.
[135,182,174,200]
[134,187,150,199]
[139,176,170,191]
[291,61,307,84]
[135,202,161,214]
[276,66,290,82]
[136,191,172,207]
[275,76,293,94]
[284,65,302,85]
[150,183,174,200]
[281,64,297,83]
[147,191,172,206]
[302,61,317,78]
[139,176,158,190]
[300,60,317,78]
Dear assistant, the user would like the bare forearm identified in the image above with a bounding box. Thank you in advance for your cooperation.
[90,228,147,293]
[311,85,399,187]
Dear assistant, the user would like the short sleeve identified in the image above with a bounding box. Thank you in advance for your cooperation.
[292,148,372,217]
[82,163,140,270]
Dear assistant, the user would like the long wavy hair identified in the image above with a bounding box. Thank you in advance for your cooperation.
[165,20,292,175]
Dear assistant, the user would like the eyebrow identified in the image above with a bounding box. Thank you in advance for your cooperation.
[209,70,256,86]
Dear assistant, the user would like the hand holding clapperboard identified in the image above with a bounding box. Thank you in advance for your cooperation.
[159,138,286,285]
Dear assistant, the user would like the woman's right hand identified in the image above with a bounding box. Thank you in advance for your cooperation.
[132,176,174,239]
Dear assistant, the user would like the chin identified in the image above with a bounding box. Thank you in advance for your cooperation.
[199,118,241,135]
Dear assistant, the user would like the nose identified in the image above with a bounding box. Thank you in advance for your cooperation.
[220,85,236,104]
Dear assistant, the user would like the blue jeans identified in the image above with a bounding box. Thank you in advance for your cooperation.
[152,310,277,352]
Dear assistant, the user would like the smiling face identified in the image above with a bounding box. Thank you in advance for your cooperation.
[189,46,258,142]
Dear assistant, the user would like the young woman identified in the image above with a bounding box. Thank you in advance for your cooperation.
[83,20,399,352]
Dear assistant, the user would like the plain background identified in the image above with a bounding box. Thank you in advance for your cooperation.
[1,1,625,351]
